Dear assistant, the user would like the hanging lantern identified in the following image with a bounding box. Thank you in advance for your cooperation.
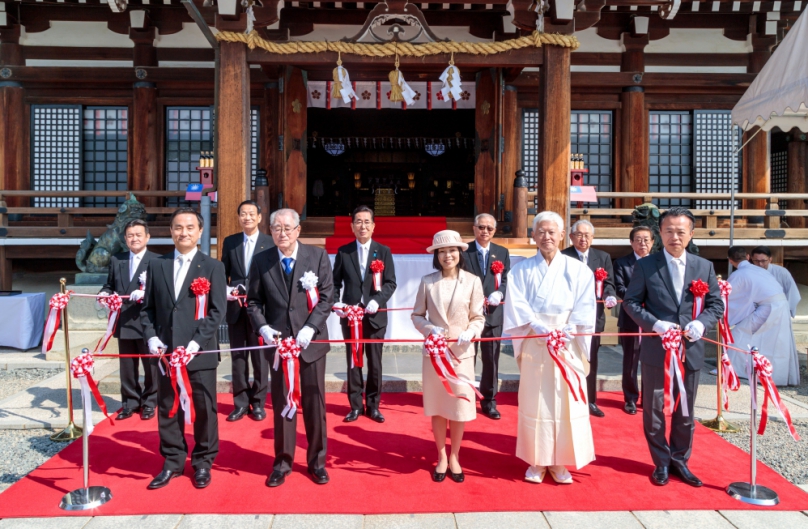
[407,172,416,190]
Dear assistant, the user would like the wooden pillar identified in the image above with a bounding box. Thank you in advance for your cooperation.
[787,130,808,228]
[502,84,519,223]
[263,79,282,212]
[0,24,25,209]
[282,67,308,217]
[742,126,769,211]
[620,87,648,209]
[537,45,571,218]
[131,83,160,207]
[216,40,251,255]
[474,69,498,217]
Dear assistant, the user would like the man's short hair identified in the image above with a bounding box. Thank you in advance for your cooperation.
[660,206,695,230]
[727,246,748,262]
[124,219,149,235]
[237,200,261,215]
[170,207,203,229]
[474,213,497,228]
[629,226,653,242]
[570,219,594,235]
[269,208,300,227]
[532,211,564,234]
[751,245,772,258]
[352,205,375,222]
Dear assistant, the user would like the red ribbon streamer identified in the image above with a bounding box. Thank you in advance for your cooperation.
[168,347,196,424]
[753,350,800,441]
[661,328,688,417]
[70,352,114,426]
[94,293,123,353]
[545,329,587,402]
[720,346,741,411]
[594,267,608,299]
[424,333,483,402]
[370,259,385,292]
[718,279,734,345]
[276,337,302,418]
[345,305,365,368]
[42,292,71,354]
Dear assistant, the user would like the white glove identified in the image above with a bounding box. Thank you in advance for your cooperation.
[259,325,281,344]
[684,320,705,342]
[653,320,679,336]
[332,302,348,317]
[365,300,379,314]
[186,340,200,355]
[226,286,237,301]
[561,324,576,343]
[529,320,551,338]
[296,326,315,349]
[604,296,618,309]
[129,290,145,303]
[487,291,503,307]
[96,291,110,310]
[431,326,446,336]
[456,329,475,346]
[148,337,166,355]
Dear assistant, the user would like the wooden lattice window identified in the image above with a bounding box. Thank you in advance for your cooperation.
[649,111,693,208]
[571,111,613,208]
[693,110,741,210]
[31,106,82,207]
[521,109,540,192]
[82,107,129,207]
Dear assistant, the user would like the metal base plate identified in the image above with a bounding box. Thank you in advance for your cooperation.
[727,482,779,506]
[50,422,83,442]
[59,486,112,511]
[699,416,740,433]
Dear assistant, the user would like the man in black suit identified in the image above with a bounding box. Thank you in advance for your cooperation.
[462,213,509,420]
[561,219,617,418]
[141,208,227,490]
[614,226,654,415]
[221,200,274,422]
[624,207,723,488]
[99,219,159,421]
[247,208,334,488]
[332,205,397,424]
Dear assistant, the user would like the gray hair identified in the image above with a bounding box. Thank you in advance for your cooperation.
[269,208,300,227]
[570,219,595,235]
[532,211,564,233]
[474,213,497,228]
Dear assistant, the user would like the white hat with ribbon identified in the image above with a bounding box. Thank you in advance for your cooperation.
[426,230,469,253]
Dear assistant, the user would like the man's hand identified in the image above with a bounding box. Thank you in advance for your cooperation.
[226,286,238,301]
[259,325,281,344]
[487,291,503,307]
[129,290,145,303]
[364,300,379,314]
[604,296,618,309]
[296,326,315,349]
[148,337,166,355]
[653,320,679,336]
[332,302,348,317]
[561,324,576,343]
[96,291,109,310]
[186,341,200,355]
[684,320,705,342]
[456,329,475,346]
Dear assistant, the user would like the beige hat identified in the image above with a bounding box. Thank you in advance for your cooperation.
[426,230,469,253]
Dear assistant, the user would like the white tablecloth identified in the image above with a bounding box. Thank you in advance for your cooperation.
[0,293,46,350]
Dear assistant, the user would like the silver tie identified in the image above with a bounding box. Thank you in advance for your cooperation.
[174,256,186,300]
[671,258,684,302]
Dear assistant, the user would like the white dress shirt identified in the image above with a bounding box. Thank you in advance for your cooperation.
[477,242,490,276]
[243,231,258,273]
[129,248,148,282]
[634,252,646,261]
[278,243,299,272]
[357,239,372,278]
[173,247,198,300]
[575,249,589,266]
[663,248,686,303]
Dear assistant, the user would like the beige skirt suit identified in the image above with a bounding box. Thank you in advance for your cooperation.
[411,269,486,422]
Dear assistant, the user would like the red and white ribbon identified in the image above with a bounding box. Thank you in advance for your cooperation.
[662,327,688,417]
[168,347,195,424]
[370,259,384,292]
[752,349,800,441]
[689,279,709,320]
[491,260,505,290]
[71,351,114,434]
[345,305,365,369]
[190,277,211,320]
[721,349,740,411]
[276,337,302,419]
[138,271,147,304]
[300,271,320,314]
[718,279,734,345]
[545,329,587,403]
[594,268,608,299]
[424,333,483,402]
[94,293,123,353]
[42,292,72,354]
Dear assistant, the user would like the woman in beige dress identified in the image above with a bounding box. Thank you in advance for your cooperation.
[412,230,485,483]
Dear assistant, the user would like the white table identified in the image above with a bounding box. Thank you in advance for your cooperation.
[0,293,46,350]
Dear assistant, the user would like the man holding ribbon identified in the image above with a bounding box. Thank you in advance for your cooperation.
[247,208,334,487]
[99,219,159,421]
[332,205,397,424]
[623,207,723,488]
[141,208,227,490]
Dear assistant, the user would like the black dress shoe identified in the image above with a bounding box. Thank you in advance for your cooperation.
[193,468,211,489]
[623,402,637,415]
[148,469,181,489]
[432,469,447,482]
[671,463,703,487]
[308,467,329,485]
[140,407,155,420]
[448,470,465,483]
[227,407,249,422]
[266,470,290,487]
[250,408,266,421]
[367,409,386,423]
[651,466,669,486]
[589,403,605,418]
[344,409,363,422]
[482,407,501,420]
[117,408,136,420]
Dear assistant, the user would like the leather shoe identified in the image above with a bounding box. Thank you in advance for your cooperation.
[482,406,501,420]
[623,402,637,415]
[227,407,249,422]
[308,467,329,485]
[148,469,181,489]
[193,468,211,489]
[266,470,290,487]
[250,408,266,421]
[671,463,702,487]
[344,409,363,422]
[449,470,465,483]
[117,408,136,420]
[432,469,446,482]
[651,466,669,486]
[367,409,385,423]
[140,406,155,420]
[589,403,605,418]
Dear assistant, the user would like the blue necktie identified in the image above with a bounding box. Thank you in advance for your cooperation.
[282,257,294,275]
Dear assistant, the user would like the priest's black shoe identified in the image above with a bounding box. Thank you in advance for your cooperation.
[148,469,181,490]
[651,466,669,486]
[117,408,136,420]
[670,463,702,487]
[308,467,330,485]
[227,407,249,422]
[367,409,386,423]
[193,468,211,489]
[250,408,266,421]
[344,409,363,422]
[140,406,155,420]
[481,406,501,420]
[589,403,605,418]
[623,402,637,415]
[266,470,290,487]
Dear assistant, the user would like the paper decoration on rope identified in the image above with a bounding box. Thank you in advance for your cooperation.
[439,58,462,102]
[332,56,358,104]
[307,81,474,109]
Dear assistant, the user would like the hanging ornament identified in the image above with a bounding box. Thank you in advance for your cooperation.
[439,52,463,102]
[331,52,357,104]
[388,54,416,105]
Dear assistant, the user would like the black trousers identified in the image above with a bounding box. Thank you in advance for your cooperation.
[229,309,268,410]
[642,363,700,468]
[157,366,219,472]
[473,324,502,408]
[586,335,602,404]
[118,338,158,410]
[341,321,385,412]
[620,331,642,405]
[271,354,327,473]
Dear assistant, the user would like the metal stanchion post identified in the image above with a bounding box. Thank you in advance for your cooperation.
[727,347,779,506]
[50,278,83,442]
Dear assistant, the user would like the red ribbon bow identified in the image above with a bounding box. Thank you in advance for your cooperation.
[661,327,688,417]
[424,333,483,402]
[71,351,114,431]
[190,277,211,320]
[752,350,800,441]
[594,267,608,299]
[168,347,196,423]
[720,350,740,411]
[689,279,709,319]
[345,305,365,369]
[276,337,302,418]
[95,293,123,353]
[490,260,505,289]
[370,259,385,291]
[545,329,587,402]
[42,292,72,354]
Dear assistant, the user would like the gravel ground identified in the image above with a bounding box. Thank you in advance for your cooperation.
[0,368,63,401]
[0,430,69,492]
[717,419,808,485]
[778,365,808,405]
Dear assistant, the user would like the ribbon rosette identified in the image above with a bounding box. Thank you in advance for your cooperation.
[545,329,587,402]
[345,305,365,369]
[752,350,800,441]
[300,271,320,313]
[594,268,608,299]
[190,277,211,320]
[71,351,113,434]
[94,293,123,353]
[661,327,688,417]
[490,260,505,290]
[424,333,483,402]
[369,259,385,292]
[42,292,72,354]
[276,337,302,419]
[689,279,710,320]
[168,347,196,424]
[717,279,734,345]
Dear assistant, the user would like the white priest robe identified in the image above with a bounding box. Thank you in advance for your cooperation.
[503,252,597,469]
[768,264,801,319]
[728,261,799,386]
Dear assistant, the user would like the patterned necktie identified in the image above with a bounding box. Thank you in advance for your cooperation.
[478,249,486,276]
[282,257,294,275]
[580,253,587,266]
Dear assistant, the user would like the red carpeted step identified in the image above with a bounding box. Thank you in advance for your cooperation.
[326,217,447,254]
[1,392,805,517]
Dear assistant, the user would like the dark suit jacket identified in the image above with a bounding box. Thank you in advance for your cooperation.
[623,251,724,371]
[100,250,159,340]
[561,246,616,332]
[614,252,639,331]
[246,242,334,363]
[141,251,227,372]
[332,239,396,330]
[462,241,509,327]
[221,231,274,325]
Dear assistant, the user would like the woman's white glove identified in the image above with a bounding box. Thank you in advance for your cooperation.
[456,329,475,346]
[129,290,145,303]
[431,326,446,336]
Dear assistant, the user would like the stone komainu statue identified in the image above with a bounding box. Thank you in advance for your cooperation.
[76,194,147,273]
[632,202,699,255]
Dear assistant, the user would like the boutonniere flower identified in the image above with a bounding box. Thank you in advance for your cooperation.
[369,259,384,291]
[689,279,710,319]
[490,260,504,289]
[594,267,608,299]
[190,277,211,320]
[300,271,320,313]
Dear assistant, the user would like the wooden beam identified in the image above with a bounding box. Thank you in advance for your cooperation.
[474,69,498,217]
[131,83,161,208]
[619,87,648,209]
[742,126,769,211]
[787,132,808,228]
[537,45,571,220]
[0,84,26,208]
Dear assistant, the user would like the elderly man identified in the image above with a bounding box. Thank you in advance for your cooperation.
[726,246,799,386]
[561,220,617,418]
[462,213,510,420]
[750,246,801,319]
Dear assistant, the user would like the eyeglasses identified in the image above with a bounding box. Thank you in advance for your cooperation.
[474,226,495,232]
[270,225,299,235]
[633,238,652,244]
[353,220,374,227]
[571,233,593,240]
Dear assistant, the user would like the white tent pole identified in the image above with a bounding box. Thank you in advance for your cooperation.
[732,125,763,156]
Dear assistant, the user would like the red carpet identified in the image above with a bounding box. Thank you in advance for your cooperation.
[325,216,446,254]
[1,392,806,517]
